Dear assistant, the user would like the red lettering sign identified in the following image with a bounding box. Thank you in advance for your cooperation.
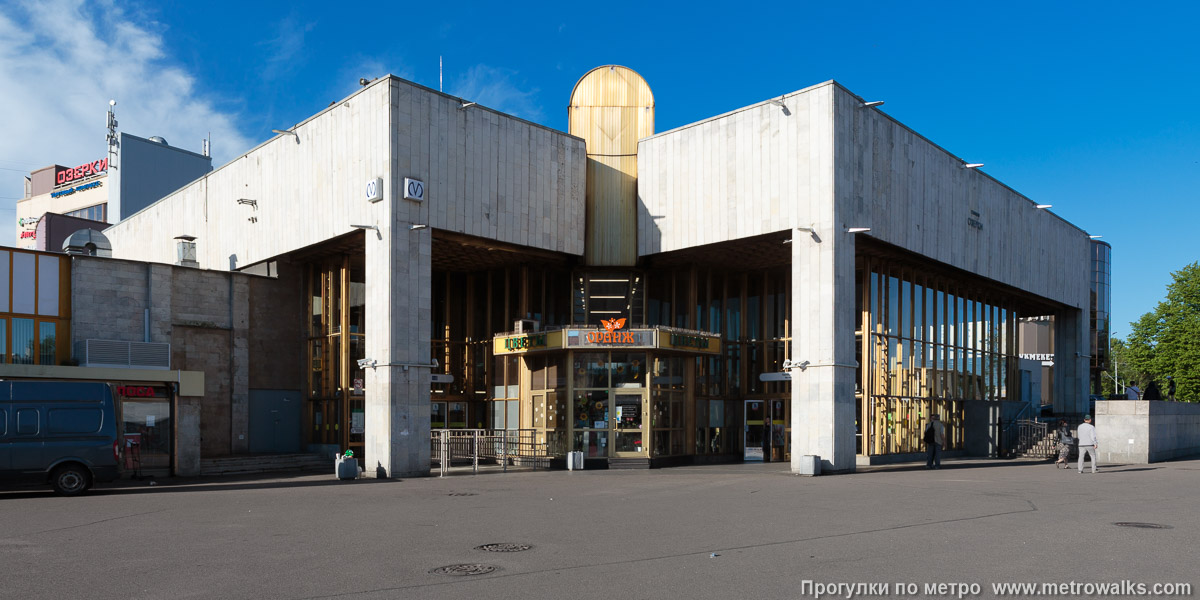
[56,157,108,186]
[585,318,636,344]
[19,231,36,239]
[116,385,161,398]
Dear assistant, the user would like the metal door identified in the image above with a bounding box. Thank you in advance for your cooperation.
[249,390,302,453]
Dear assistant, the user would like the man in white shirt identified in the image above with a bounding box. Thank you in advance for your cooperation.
[1076,414,1099,474]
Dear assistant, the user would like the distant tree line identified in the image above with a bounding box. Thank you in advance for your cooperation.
[1107,262,1200,401]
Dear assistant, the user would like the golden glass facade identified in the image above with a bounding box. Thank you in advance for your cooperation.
[858,258,1019,456]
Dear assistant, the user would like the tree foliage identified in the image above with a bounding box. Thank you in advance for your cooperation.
[1118,262,1200,401]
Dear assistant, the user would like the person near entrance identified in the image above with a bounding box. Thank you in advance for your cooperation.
[924,414,946,470]
[1077,414,1099,474]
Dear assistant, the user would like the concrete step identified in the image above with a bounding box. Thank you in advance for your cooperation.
[608,458,651,469]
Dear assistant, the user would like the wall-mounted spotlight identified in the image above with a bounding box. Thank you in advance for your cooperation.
[236,198,257,208]
[768,96,791,115]
[794,225,821,243]
[409,224,428,230]
[1035,204,1052,209]
[351,224,382,240]
[782,359,810,371]
[961,163,984,169]
[860,100,885,108]
[271,128,299,144]
[846,227,872,233]
[1089,235,1103,239]
[459,101,477,110]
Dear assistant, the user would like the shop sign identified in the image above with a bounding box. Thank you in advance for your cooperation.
[117,385,167,398]
[56,158,108,186]
[505,333,547,350]
[661,332,721,354]
[50,180,103,198]
[18,217,40,227]
[494,330,563,354]
[587,318,634,344]
[20,231,36,239]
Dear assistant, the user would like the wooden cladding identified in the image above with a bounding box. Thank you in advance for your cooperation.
[569,66,654,267]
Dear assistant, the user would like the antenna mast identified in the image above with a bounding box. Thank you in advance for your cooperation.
[439,56,443,92]
[106,99,119,170]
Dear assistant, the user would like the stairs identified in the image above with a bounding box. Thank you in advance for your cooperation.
[608,458,651,469]
[200,453,332,477]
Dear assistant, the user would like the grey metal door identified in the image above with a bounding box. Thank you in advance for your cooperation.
[249,390,301,453]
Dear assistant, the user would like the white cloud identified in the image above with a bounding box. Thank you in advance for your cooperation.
[0,0,253,246]
[450,65,544,123]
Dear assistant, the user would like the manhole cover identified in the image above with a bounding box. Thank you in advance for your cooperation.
[476,543,533,553]
[448,492,477,496]
[430,564,498,576]
[1113,522,1173,529]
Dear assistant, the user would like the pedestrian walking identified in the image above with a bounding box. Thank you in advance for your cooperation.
[1077,414,1099,474]
[1055,419,1073,468]
[1167,376,1176,401]
[924,414,946,469]
[1125,384,1141,400]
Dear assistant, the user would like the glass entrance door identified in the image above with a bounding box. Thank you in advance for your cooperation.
[744,399,787,461]
[744,400,767,461]
[613,393,646,456]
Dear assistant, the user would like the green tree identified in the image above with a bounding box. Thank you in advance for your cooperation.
[1121,262,1200,401]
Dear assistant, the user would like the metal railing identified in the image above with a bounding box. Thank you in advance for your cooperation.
[430,429,564,477]
[1002,419,1053,458]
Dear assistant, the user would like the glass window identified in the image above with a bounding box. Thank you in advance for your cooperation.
[574,390,608,428]
[122,400,171,469]
[611,353,645,388]
[432,402,447,428]
[574,353,608,388]
[0,250,8,312]
[37,255,59,316]
[12,252,35,314]
[11,318,34,364]
[39,322,56,365]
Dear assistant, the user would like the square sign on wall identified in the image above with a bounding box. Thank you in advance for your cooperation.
[365,177,384,202]
[403,177,425,202]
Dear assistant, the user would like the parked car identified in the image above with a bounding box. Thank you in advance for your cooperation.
[1,381,123,495]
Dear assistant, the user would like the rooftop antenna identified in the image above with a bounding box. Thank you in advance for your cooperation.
[106,99,119,170]
[439,56,443,92]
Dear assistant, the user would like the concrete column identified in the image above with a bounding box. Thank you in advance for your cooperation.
[789,225,858,474]
[1053,308,1089,415]
[230,275,250,454]
[175,396,202,476]
[363,196,432,478]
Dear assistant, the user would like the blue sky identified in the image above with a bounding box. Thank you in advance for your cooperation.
[2,0,1198,337]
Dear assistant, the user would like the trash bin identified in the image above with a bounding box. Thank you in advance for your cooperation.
[336,454,359,480]
[567,451,584,471]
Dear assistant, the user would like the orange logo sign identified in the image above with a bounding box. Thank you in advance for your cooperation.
[588,318,634,344]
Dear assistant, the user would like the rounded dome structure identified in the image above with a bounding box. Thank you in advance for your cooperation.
[62,228,112,257]
[148,136,168,145]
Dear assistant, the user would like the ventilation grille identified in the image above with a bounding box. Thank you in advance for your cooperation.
[75,339,171,370]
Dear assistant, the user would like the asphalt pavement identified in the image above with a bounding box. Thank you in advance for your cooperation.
[2,457,1197,599]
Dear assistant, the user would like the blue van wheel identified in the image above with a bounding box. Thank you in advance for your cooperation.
[52,465,92,496]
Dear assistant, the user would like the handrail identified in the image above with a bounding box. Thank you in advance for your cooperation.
[429,428,560,476]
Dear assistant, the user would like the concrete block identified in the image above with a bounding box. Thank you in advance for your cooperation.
[797,455,821,476]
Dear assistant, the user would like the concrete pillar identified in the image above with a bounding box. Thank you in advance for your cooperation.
[363,192,432,478]
[1053,308,1089,415]
[175,396,202,476]
[789,225,858,474]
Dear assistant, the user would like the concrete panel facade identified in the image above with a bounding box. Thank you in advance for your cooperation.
[637,81,1093,473]
[103,76,586,478]
[1095,400,1200,464]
